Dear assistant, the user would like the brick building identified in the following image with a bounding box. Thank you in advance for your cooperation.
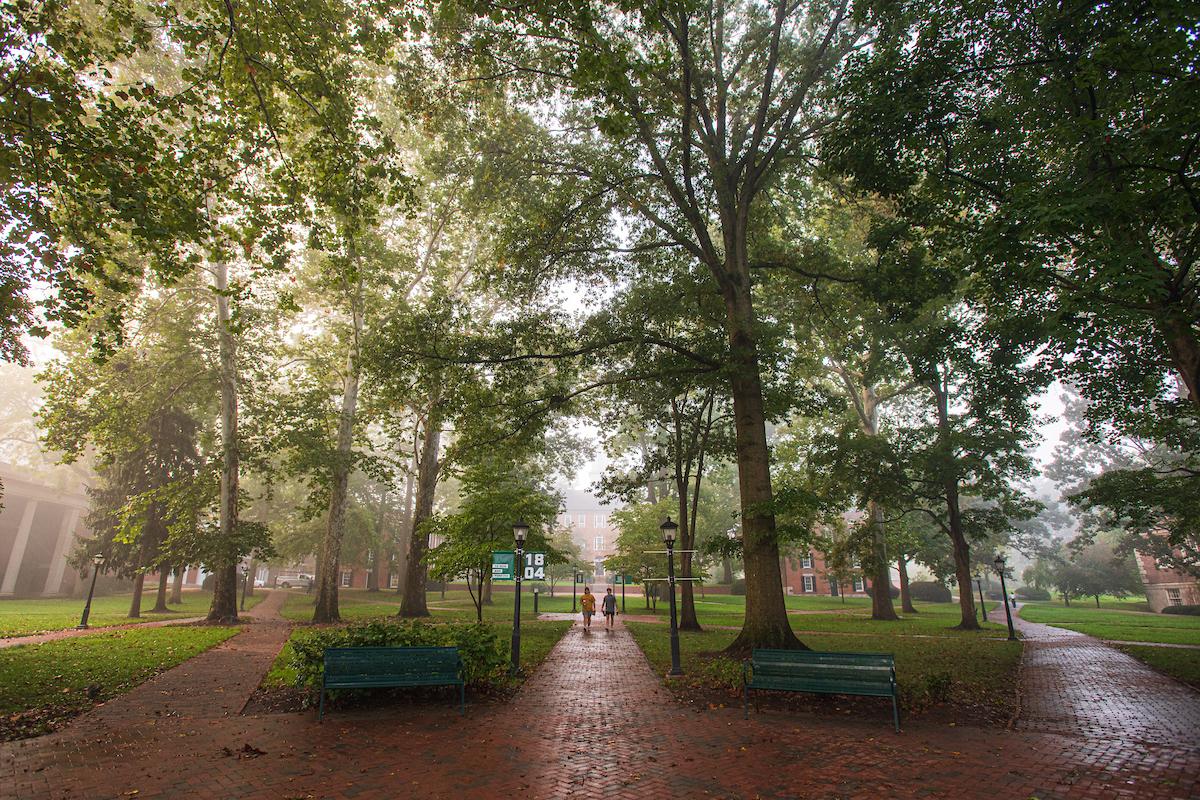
[1136,551,1200,612]
[0,464,89,597]
[779,550,870,598]
[558,489,617,583]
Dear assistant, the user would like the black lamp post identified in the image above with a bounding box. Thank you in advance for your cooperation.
[239,566,249,611]
[533,586,540,614]
[620,574,626,613]
[572,570,580,612]
[660,517,683,677]
[994,554,1017,641]
[975,575,986,624]
[510,519,529,676]
[77,554,105,629]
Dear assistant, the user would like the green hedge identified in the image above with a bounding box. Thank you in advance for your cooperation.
[730,578,746,596]
[1015,586,1051,601]
[908,581,952,603]
[1161,604,1200,616]
[288,620,507,689]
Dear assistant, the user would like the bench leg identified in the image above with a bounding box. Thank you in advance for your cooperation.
[318,687,326,723]
[892,693,900,733]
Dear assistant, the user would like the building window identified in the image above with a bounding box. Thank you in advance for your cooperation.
[340,569,352,588]
[853,577,865,593]
[577,513,587,526]
[1167,588,1183,606]
[801,553,813,569]
[594,535,604,551]
[802,575,815,593]
[593,559,604,577]
[388,572,399,589]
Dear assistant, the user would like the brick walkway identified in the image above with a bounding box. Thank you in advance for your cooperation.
[991,603,1200,747]
[2,608,1198,799]
[0,616,206,650]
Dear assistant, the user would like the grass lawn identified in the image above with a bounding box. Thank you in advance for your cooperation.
[0,590,262,638]
[1019,603,1200,645]
[625,621,1022,723]
[0,625,239,739]
[1114,645,1200,690]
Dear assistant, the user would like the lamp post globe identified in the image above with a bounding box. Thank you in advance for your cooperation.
[660,517,683,677]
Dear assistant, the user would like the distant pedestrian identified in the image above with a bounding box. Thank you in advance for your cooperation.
[1010,593,1018,609]
[581,586,596,630]
[602,587,617,630]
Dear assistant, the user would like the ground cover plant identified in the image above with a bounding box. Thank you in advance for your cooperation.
[1019,603,1200,645]
[0,625,238,740]
[625,620,1022,726]
[0,591,260,638]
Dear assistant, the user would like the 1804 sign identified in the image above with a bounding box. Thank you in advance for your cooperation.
[492,551,546,581]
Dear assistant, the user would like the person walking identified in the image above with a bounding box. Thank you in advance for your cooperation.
[601,587,617,630]
[580,586,596,630]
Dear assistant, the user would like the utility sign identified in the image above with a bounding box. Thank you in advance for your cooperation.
[492,551,546,581]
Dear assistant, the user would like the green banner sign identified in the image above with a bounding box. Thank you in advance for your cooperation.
[491,551,547,581]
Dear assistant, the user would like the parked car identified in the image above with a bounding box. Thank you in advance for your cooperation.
[275,573,313,590]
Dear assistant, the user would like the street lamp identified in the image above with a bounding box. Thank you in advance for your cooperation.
[77,554,105,629]
[239,566,249,611]
[975,574,987,624]
[660,517,683,677]
[993,554,1017,641]
[510,519,529,676]
[533,586,540,614]
[572,570,581,613]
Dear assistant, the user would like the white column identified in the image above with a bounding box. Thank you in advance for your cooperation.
[42,507,81,596]
[1,500,39,596]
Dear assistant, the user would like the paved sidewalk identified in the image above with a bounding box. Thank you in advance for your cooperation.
[991,603,1200,746]
[0,616,206,650]
[3,609,1198,799]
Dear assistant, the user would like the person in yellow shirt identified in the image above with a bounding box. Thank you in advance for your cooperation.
[580,586,596,630]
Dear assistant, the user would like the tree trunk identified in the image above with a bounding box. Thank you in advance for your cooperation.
[897,554,917,614]
[676,456,701,632]
[931,377,980,630]
[393,459,415,595]
[128,573,145,618]
[1159,315,1200,411]
[170,566,184,605]
[720,279,801,652]
[399,395,442,618]
[244,559,256,598]
[207,259,240,624]
[1095,594,1101,608]
[722,556,733,584]
[313,295,363,624]
[150,569,170,613]
[866,500,899,620]
[482,573,493,605]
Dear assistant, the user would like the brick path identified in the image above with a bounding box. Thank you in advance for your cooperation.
[990,603,1200,748]
[0,616,206,650]
[2,606,1198,799]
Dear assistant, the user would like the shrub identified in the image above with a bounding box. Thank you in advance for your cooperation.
[908,581,952,603]
[1015,586,1050,601]
[730,578,746,596]
[864,583,900,599]
[1161,604,1200,616]
[288,620,507,689]
[201,574,214,591]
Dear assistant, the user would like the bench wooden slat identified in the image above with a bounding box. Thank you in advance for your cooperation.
[319,646,465,721]
[744,648,900,732]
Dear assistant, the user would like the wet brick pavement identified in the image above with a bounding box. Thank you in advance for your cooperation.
[1,600,1197,799]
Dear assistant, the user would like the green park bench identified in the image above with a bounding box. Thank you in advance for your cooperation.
[743,649,900,732]
[319,646,465,721]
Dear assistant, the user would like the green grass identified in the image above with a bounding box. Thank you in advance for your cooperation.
[0,625,238,736]
[625,622,1022,718]
[1019,603,1200,645]
[1114,645,1200,690]
[0,590,261,638]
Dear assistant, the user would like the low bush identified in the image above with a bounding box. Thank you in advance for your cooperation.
[730,579,746,596]
[288,620,506,689]
[1161,604,1200,616]
[1015,586,1050,601]
[908,581,952,603]
[865,583,900,599]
